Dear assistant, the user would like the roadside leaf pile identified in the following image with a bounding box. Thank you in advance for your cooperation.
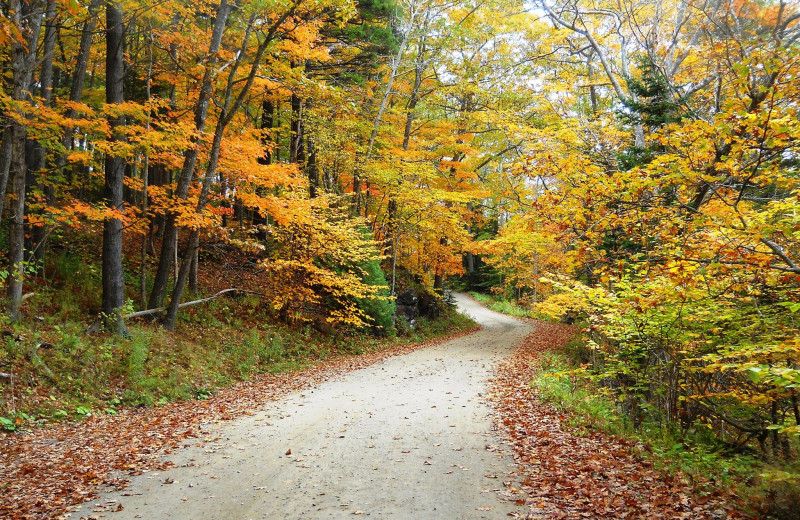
[490,322,747,519]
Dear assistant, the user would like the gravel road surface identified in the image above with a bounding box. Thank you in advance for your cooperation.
[70,293,532,519]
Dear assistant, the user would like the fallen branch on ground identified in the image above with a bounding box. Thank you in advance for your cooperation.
[123,288,266,320]
[84,289,267,334]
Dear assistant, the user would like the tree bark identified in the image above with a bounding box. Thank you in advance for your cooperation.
[289,81,303,163]
[39,1,57,103]
[27,0,58,268]
[307,131,319,198]
[102,0,128,335]
[253,97,275,240]
[6,0,44,320]
[260,98,275,165]
[0,130,13,222]
[465,204,475,284]
[188,247,198,294]
[140,22,155,310]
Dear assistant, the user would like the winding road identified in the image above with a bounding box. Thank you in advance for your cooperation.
[70,293,532,519]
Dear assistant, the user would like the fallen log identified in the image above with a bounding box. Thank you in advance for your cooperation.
[123,288,266,320]
[84,288,267,334]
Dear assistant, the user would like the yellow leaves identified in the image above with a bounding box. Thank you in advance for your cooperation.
[535,292,590,321]
[102,101,150,121]
[255,197,387,327]
[665,260,697,276]
[66,150,94,166]
[173,202,220,231]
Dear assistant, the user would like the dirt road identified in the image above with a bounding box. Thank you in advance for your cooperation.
[70,293,532,519]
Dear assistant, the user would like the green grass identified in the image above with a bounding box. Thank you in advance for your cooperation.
[0,232,476,431]
[1,290,476,431]
[468,291,533,318]
[532,348,800,519]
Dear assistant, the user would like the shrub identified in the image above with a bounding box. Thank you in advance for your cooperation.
[356,255,396,334]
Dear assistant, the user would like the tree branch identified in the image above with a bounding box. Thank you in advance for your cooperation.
[124,288,266,320]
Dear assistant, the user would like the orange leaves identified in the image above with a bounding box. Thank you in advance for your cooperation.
[0,11,24,46]
[37,199,133,230]
[65,150,94,166]
[491,325,745,519]
[250,195,390,327]
[219,133,304,190]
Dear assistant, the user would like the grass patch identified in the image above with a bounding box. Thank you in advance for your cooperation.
[468,291,533,318]
[1,290,475,431]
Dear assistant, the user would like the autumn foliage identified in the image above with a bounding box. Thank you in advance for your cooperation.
[476,0,800,478]
[1,0,799,508]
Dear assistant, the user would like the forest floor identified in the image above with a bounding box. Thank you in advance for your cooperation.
[489,322,748,519]
[3,295,746,519]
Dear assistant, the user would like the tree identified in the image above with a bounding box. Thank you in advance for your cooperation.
[489,0,800,454]
[101,0,128,334]
[5,0,44,320]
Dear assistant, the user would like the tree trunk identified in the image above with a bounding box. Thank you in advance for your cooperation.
[39,1,57,103]
[60,0,102,187]
[189,247,198,293]
[140,23,155,310]
[0,130,13,222]
[289,83,303,164]
[433,272,444,293]
[259,98,276,163]
[402,48,425,150]
[254,97,275,240]
[102,0,128,335]
[163,121,226,330]
[307,133,319,198]
[464,202,475,287]
[7,128,28,321]
[27,0,58,269]
[148,0,232,310]
[6,0,44,320]
[433,236,447,295]
[149,218,175,309]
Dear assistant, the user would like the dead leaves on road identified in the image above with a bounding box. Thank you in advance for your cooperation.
[489,321,746,519]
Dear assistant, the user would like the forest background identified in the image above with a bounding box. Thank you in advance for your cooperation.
[1,0,799,516]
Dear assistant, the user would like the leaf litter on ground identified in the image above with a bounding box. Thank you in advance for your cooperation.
[488,320,749,520]
[0,327,477,520]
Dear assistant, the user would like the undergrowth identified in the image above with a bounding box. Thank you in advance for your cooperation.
[533,339,800,519]
[468,291,533,318]
[1,270,474,432]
